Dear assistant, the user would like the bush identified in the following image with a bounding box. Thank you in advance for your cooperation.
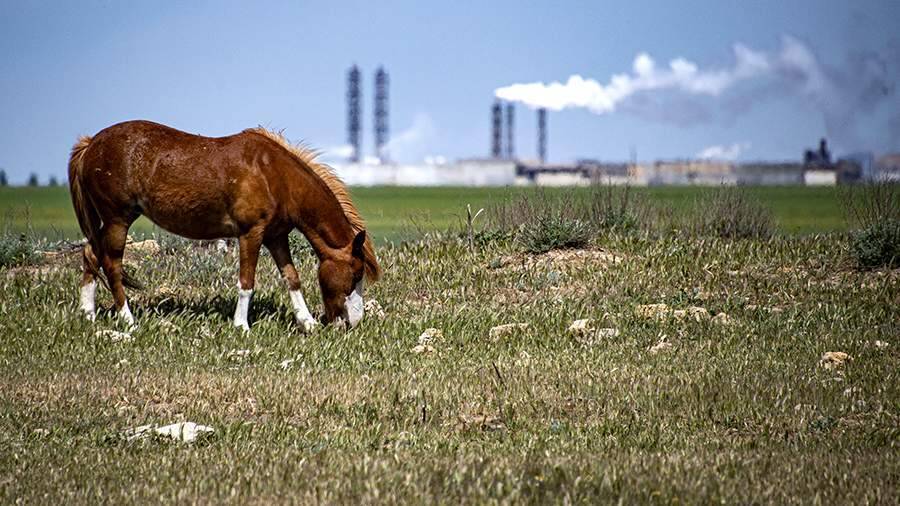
[0,233,42,269]
[842,181,900,269]
[690,186,774,240]
[851,220,900,269]
[517,212,591,254]
[488,185,645,253]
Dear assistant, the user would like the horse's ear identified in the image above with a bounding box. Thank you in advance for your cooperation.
[352,230,366,258]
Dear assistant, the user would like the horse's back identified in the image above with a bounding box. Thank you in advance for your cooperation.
[80,121,278,239]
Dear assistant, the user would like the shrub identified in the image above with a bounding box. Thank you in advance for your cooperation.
[851,220,900,269]
[0,233,42,269]
[517,212,591,254]
[842,181,900,269]
[690,186,774,240]
[488,185,646,252]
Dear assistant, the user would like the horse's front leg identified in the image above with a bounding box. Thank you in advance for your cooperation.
[265,235,319,332]
[233,230,263,331]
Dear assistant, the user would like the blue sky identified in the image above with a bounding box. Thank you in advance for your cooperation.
[1,0,898,183]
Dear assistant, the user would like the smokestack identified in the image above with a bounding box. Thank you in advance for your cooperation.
[374,66,389,163]
[491,101,502,158]
[347,65,361,163]
[537,108,547,164]
[505,103,514,160]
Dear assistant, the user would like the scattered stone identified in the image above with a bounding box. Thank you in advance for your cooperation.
[125,422,215,443]
[873,340,889,349]
[489,323,530,340]
[820,351,850,370]
[635,304,670,319]
[411,344,435,355]
[417,328,443,346]
[456,413,505,432]
[128,239,160,256]
[364,299,386,319]
[158,319,180,333]
[711,312,735,325]
[96,329,133,343]
[567,319,597,337]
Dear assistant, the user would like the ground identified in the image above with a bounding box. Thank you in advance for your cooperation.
[0,186,897,503]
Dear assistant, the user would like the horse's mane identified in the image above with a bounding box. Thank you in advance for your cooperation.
[245,127,381,282]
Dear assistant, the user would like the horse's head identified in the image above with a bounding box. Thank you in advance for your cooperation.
[318,230,367,328]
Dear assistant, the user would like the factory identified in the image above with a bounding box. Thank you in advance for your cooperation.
[331,66,898,187]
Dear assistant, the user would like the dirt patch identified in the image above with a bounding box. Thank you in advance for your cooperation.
[491,248,624,273]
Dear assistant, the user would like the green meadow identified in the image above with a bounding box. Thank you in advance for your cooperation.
[1,185,847,242]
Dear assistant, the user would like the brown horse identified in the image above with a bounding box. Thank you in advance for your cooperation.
[68,120,381,330]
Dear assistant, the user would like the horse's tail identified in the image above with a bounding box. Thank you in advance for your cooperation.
[68,135,142,290]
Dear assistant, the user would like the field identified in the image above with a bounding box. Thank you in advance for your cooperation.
[1,185,897,503]
[1,185,848,241]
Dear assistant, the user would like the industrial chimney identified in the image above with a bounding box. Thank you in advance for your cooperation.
[346,65,362,163]
[491,101,502,159]
[537,108,547,164]
[374,66,389,163]
[505,103,515,160]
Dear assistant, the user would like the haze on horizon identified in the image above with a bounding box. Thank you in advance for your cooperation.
[1,0,898,183]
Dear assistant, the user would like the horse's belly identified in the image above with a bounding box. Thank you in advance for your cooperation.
[141,200,240,240]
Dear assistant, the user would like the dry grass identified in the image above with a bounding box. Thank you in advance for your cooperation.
[0,228,898,503]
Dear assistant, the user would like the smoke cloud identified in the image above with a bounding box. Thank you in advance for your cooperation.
[696,142,751,161]
[495,35,899,152]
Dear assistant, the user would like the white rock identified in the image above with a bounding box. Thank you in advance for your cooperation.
[635,304,670,319]
[364,300,386,319]
[96,329,133,343]
[126,422,214,443]
[279,358,296,370]
[417,328,443,346]
[711,312,735,325]
[128,239,160,256]
[567,319,597,336]
[411,344,435,355]
[820,351,850,370]
[873,340,889,349]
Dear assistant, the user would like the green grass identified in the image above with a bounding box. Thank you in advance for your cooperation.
[1,185,895,503]
[0,185,848,242]
[1,227,897,503]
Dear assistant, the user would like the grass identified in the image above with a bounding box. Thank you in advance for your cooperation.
[0,185,896,502]
[1,225,898,502]
[0,185,851,242]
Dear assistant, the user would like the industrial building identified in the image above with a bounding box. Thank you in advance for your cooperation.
[335,66,898,187]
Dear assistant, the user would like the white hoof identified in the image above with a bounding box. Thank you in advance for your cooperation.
[299,319,319,333]
[118,302,136,328]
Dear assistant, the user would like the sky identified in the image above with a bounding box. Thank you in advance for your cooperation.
[1,0,899,183]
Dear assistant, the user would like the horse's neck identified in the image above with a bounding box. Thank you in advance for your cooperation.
[287,183,354,259]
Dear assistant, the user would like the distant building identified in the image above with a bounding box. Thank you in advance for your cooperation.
[875,154,900,181]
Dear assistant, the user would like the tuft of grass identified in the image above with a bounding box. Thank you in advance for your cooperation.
[689,186,774,240]
[851,219,900,269]
[0,233,42,268]
[517,212,591,253]
[842,181,900,269]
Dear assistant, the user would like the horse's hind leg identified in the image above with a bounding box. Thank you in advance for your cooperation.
[265,234,318,332]
[79,244,99,321]
[99,221,135,326]
[233,229,264,331]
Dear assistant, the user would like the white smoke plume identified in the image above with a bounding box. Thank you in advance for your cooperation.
[495,36,898,152]
[696,142,751,161]
[495,44,769,113]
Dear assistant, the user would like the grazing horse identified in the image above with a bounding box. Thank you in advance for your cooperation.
[68,120,381,330]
